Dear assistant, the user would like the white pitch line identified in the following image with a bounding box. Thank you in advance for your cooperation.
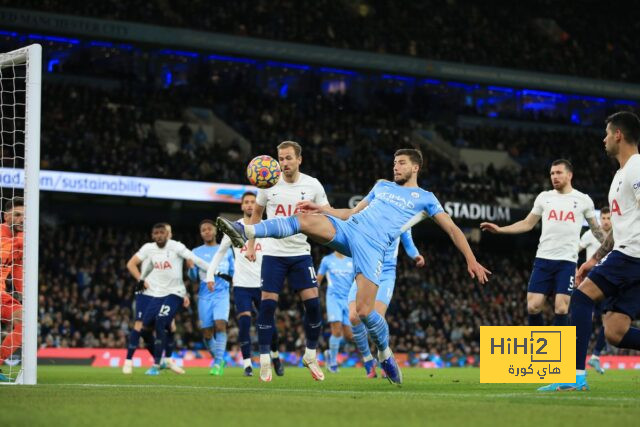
[33,383,640,402]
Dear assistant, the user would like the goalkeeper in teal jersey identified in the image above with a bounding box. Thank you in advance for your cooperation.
[189,219,234,376]
[217,148,490,385]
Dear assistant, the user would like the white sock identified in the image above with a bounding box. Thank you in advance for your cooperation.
[576,369,585,375]
[362,354,374,363]
[243,358,252,368]
[260,354,271,366]
[270,351,280,359]
[380,347,392,361]
[245,224,256,239]
[305,348,317,359]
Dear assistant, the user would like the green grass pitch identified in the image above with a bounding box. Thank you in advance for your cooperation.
[2,366,640,427]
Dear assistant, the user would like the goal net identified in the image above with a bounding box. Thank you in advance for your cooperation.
[0,44,41,385]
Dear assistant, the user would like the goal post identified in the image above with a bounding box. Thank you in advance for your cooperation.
[0,44,41,385]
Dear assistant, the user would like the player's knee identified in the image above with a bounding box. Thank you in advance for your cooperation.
[554,303,569,315]
[237,312,251,319]
[604,325,627,345]
[330,323,342,336]
[202,328,214,340]
[527,303,542,314]
[355,302,373,319]
[215,321,227,332]
[134,321,143,331]
[349,312,360,325]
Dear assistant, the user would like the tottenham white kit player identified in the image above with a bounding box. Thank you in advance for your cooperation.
[481,159,604,326]
[207,192,284,377]
[540,111,640,391]
[240,141,329,382]
[124,223,209,376]
[579,206,612,374]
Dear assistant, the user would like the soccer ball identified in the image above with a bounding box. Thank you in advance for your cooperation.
[246,155,281,189]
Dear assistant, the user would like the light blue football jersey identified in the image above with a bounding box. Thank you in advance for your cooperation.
[190,244,234,297]
[317,253,355,299]
[355,180,444,248]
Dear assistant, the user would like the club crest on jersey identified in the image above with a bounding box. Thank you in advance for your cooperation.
[547,209,575,222]
[275,204,303,216]
[411,192,420,199]
[154,260,172,270]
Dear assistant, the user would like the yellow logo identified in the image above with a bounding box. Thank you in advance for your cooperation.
[480,326,575,383]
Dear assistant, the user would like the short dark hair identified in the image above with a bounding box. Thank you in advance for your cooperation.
[4,197,24,213]
[199,219,215,228]
[394,148,423,169]
[241,191,257,202]
[605,111,640,144]
[277,140,302,157]
[152,222,168,231]
[551,159,573,173]
[600,206,610,215]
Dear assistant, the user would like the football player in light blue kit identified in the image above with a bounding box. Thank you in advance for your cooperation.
[217,148,491,385]
[316,251,355,372]
[348,227,425,378]
[189,219,234,376]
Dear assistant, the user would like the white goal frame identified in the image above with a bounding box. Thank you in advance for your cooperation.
[0,44,41,385]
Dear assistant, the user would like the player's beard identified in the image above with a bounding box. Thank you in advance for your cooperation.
[394,171,411,185]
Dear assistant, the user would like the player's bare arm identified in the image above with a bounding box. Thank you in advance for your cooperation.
[586,216,606,243]
[577,232,615,283]
[245,203,265,261]
[126,255,143,281]
[296,198,368,220]
[433,212,491,284]
[480,212,541,234]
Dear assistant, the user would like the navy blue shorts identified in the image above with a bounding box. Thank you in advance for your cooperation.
[261,255,318,294]
[134,293,152,321]
[142,294,183,326]
[234,286,261,314]
[588,250,640,320]
[528,258,576,296]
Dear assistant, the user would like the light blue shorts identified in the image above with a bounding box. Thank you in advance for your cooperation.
[326,292,350,326]
[347,268,396,306]
[198,290,230,327]
[326,215,385,286]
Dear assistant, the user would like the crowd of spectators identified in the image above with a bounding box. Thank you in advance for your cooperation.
[13,0,640,83]
[38,74,614,208]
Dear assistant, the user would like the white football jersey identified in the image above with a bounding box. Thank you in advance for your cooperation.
[609,154,640,258]
[207,218,263,288]
[531,189,596,262]
[135,239,194,298]
[256,172,328,257]
[578,230,600,261]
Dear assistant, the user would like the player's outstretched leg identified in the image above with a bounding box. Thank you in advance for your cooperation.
[216,216,301,249]
[217,214,336,249]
